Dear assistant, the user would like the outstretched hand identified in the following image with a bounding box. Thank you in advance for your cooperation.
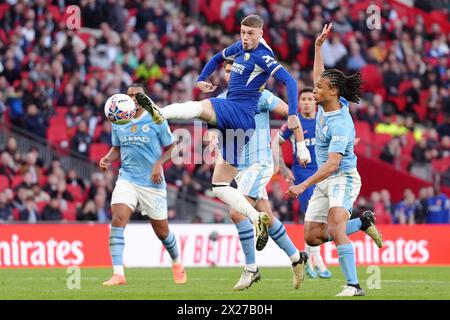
[197,81,218,93]
[315,23,333,47]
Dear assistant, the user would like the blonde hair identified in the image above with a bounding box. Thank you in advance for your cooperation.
[241,14,263,29]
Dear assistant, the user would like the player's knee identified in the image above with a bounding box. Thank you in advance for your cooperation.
[230,209,245,224]
[212,183,229,199]
[111,215,127,227]
[154,227,169,241]
[327,226,340,241]
[305,237,322,247]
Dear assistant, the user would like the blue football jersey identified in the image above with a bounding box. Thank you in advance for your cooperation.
[427,194,450,223]
[111,111,174,189]
[315,97,357,173]
[222,39,281,113]
[279,114,318,175]
[394,201,416,224]
[218,89,281,167]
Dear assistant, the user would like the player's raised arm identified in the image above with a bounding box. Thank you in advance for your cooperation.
[313,24,332,86]
[196,41,241,93]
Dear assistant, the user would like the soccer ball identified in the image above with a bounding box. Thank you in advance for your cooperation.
[104,93,136,125]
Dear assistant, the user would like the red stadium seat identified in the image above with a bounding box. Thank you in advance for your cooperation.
[49,115,67,128]
[55,107,69,116]
[47,124,69,147]
[89,143,110,163]
[372,133,392,158]
[361,64,382,93]
[66,184,84,203]
[432,158,450,173]
[0,3,9,20]
[64,202,78,221]
[36,201,48,213]
[39,175,48,186]
[354,121,373,143]
[413,104,427,121]
[12,208,19,221]
[11,175,24,189]
[0,175,10,190]
[399,81,412,94]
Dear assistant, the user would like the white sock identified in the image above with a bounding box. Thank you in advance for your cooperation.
[309,245,327,272]
[212,184,260,222]
[304,244,315,269]
[289,250,300,263]
[113,265,124,276]
[161,101,203,120]
[246,264,257,272]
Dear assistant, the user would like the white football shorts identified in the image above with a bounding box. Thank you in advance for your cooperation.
[305,168,362,224]
[111,179,168,220]
[235,162,274,200]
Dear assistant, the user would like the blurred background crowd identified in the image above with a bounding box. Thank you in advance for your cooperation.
[0,0,449,224]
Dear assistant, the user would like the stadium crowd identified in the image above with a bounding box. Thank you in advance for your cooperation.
[0,0,449,223]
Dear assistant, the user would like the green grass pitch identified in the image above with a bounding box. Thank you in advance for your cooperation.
[0,266,449,300]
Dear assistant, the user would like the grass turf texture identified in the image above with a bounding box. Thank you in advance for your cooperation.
[0,266,449,300]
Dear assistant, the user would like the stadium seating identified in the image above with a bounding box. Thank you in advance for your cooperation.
[0,175,10,190]
[88,143,110,163]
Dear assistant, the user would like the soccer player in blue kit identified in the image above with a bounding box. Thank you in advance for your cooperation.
[137,15,310,247]
[287,24,383,296]
[276,87,332,279]
[210,61,310,290]
[100,84,186,286]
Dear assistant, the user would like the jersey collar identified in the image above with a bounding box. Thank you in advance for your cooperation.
[323,108,341,117]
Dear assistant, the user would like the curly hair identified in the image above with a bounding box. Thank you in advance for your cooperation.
[321,69,364,103]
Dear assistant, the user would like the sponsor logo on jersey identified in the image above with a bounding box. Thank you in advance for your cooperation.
[231,63,245,75]
[261,55,278,68]
[331,135,348,142]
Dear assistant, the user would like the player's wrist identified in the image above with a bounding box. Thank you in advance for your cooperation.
[296,140,307,150]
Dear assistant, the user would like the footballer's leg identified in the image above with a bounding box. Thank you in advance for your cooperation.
[328,207,365,297]
[136,92,217,125]
[211,158,269,240]
[151,218,187,284]
[230,208,261,291]
[103,180,138,286]
[138,185,187,284]
[103,203,132,286]
[255,199,308,289]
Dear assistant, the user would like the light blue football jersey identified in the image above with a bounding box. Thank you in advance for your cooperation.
[217,89,280,168]
[315,97,357,172]
[111,111,174,189]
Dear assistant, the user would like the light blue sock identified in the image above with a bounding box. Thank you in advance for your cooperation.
[327,218,362,242]
[162,232,179,261]
[110,226,125,266]
[337,243,359,285]
[235,219,255,265]
[269,218,297,257]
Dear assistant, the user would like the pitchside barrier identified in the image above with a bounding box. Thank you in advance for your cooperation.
[0,224,449,268]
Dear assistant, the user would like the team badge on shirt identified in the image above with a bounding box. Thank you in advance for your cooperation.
[131,125,137,133]
[244,53,250,61]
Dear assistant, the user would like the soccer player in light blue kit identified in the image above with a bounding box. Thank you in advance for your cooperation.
[210,61,310,290]
[137,15,310,245]
[100,84,186,286]
[288,24,383,296]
